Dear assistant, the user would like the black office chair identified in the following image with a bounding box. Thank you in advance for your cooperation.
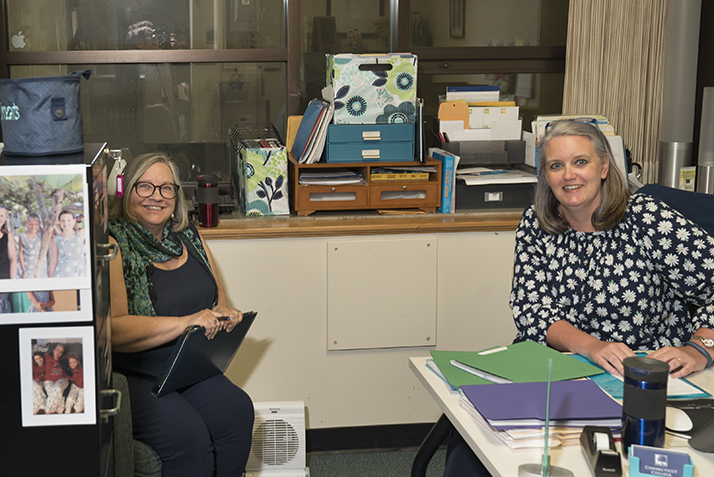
[638,184,714,235]
[113,372,162,477]
[411,414,454,477]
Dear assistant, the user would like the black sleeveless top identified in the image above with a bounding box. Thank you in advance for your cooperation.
[0,233,10,279]
[151,252,216,316]
[113,251,217,378]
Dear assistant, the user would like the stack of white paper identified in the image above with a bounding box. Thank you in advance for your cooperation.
[460,396,582,450]
[299,170,365,186]
[457,168,537,186]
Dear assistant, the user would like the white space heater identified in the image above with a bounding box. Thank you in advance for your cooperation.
[244,401,310,477]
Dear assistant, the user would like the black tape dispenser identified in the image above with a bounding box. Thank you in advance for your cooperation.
[580,425,622,476]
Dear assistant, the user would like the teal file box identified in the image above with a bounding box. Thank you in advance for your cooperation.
[325,123,415,163]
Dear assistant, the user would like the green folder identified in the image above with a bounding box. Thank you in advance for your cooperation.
[430,341,604,389]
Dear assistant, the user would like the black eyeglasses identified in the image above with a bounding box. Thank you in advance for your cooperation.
[134,181,180,199]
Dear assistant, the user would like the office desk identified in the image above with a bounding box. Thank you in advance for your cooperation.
[409,356,714,477]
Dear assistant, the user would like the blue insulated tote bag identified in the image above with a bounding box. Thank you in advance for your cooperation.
[0,69,91,156]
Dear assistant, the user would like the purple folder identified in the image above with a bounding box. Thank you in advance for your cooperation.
[461,380,622,429]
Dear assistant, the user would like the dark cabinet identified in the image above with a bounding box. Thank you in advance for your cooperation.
[0,143,116,477]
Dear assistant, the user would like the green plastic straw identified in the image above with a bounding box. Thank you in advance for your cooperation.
[542,358,553,477]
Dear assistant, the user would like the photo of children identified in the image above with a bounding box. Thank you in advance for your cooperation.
[33,342,86,415]
[0,164,91,297]
[0,165,92,324]
[19,326,95,427]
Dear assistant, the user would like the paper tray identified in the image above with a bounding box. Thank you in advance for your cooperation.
[455,178,535,211]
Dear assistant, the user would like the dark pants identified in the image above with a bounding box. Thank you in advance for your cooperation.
[443,430,493,477]
[126,373,254,477]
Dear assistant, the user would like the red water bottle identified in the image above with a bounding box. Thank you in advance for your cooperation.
[196,174,219,228]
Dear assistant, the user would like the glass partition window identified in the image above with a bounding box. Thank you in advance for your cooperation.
[301,1,391,55]
[4,0,568,190]
[300,0,392,112]
[419,72,565,132]
[10,64,286,185]
[6,0,286,51]
[409,0,568,48]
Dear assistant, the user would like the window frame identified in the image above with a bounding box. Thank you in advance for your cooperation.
[0,0,566,119]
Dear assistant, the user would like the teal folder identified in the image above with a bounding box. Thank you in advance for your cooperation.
[430,341,604,389]
[570,353,711,400]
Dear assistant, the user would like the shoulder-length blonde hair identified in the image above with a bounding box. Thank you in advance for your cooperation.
[108,152,189,232]
[535,120,629,235]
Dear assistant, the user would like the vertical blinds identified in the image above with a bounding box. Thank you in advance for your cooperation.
[563,0,668,184]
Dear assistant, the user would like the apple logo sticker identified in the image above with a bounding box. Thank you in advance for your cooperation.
[11,31,26,49]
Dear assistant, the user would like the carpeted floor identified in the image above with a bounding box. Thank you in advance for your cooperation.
[306,447,446,477]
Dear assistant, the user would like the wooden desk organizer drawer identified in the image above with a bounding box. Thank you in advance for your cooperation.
[287,148,441,215]
[369,182,439,209]
[294,184,368,215]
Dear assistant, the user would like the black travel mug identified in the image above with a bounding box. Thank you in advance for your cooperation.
[196,174,219,228]
[621,356,669,453]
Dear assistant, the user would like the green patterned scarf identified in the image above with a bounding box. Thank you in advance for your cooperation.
[108,218,216,317]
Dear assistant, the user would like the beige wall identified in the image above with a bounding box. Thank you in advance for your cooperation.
[209,230,518,429]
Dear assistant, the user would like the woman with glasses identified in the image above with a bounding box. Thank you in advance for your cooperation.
[108,152,253,477]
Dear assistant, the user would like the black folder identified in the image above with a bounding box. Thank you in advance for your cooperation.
[152,311,257,397]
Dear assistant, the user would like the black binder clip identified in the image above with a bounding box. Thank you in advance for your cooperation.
[580,426,622,476]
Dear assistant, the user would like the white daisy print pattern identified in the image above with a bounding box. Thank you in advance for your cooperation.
[509,194,714,350]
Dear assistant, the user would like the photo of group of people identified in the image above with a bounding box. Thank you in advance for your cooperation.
[20,326,96,427]
[0,164,92,324]
[31,341,85,415]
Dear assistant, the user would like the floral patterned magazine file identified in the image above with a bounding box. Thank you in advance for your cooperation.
[327,53,417,125]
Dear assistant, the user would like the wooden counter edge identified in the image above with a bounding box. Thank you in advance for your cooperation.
[196,210,524,240]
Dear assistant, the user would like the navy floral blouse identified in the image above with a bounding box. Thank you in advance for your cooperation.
[510,193,714,350]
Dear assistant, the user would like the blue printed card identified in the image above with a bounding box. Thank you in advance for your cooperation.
[629,445,693,477]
